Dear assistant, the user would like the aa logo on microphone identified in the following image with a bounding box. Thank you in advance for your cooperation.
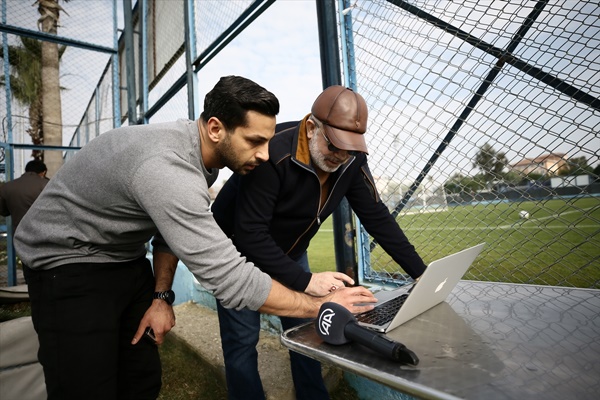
[318,307,335,336]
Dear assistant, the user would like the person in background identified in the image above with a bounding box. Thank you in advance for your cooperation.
[210,85,427,400]
[0,160,48,234]
[14,77,376,400]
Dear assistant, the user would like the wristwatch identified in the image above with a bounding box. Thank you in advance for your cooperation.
[153,290,175,305]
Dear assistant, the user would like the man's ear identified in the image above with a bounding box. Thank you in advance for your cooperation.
[306,118,316,139]
[206,117,224,143]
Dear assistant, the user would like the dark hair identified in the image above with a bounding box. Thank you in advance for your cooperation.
[200,76,279,131]
[25,160,47,173]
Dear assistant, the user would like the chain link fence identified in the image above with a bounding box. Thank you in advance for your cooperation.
[0,0,279,284]
[147,0,256,125]
[1,0,598,290]
[1,1,117,164]
[344,0,599,288]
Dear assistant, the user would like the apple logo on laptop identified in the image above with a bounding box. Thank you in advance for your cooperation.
[435,278,448,293]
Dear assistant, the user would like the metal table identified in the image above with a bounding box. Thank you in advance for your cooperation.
[281,281,600,399]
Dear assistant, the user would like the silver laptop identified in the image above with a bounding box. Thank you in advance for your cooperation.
[357,243,485,333]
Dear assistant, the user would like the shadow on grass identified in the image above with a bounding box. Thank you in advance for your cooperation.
[159,334,360,400]
[159,335,227,400]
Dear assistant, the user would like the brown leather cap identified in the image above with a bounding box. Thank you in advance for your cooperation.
[311,86,369,154]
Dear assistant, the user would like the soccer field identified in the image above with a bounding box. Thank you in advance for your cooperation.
[308,197,600,288]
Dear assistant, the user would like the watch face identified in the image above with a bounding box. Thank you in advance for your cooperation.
[165,290,175,304]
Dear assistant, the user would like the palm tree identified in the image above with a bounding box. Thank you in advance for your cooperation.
[1,37,43,160]
[35,0,70,177]
[473,143,508,187]
[0,36,66,161]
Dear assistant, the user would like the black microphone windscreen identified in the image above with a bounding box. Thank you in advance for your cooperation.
[316,302,356,345]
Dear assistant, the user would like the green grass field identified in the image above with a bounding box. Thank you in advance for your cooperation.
[308,197,600,288]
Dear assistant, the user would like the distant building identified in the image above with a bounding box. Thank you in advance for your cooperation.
[511,153,568,176]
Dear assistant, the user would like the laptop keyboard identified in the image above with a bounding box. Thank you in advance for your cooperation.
[356,294,409,326]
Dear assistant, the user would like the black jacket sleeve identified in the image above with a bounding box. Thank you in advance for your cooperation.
[222,162,312,291]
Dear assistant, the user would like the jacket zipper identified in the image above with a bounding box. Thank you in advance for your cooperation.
[287,156,356,254]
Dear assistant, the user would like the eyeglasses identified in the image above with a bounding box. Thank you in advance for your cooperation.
[318,126,357,156]
[312,120,357,156]
[319,127,340,152]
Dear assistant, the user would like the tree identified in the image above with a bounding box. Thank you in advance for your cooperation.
[558,156,593,176]
[473,143,507,184]
[35,0,70,177]
[0,37,66,160]
[443,173,482,194]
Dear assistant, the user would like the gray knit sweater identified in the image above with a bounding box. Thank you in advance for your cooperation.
[14,119,271,311]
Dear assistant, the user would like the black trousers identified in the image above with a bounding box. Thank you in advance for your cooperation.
[24,257,161,400]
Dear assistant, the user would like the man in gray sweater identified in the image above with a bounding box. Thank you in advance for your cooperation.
[14,76,375,400]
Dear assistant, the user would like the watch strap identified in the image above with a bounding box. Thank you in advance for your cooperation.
[153,290,175,305]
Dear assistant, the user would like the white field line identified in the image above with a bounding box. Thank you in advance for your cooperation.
[482,206,600,230]
[316,207,600,232]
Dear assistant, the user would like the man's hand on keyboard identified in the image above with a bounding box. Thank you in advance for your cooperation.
[306,271,355,296]
[327,286,377,314]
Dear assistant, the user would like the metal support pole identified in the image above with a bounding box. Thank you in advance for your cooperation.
[122,0,137,124]
[2,0,16,286]
[315,0,358,279]
[112,0,120,128]
[184,0,199,120]
[137,0,148,124]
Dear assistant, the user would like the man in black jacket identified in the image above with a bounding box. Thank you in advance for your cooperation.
[0,160,48,234]
[211,86,426,400]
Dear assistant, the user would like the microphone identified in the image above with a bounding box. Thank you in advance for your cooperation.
[316,302,419,365]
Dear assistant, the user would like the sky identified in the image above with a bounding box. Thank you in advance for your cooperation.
[343,0,599,187]
[148,1,324,122]
[3,0,598,185]
[134,0,599,188]
[194,1,324,124]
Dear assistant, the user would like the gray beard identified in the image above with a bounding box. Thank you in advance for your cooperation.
[308,135,342,173]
